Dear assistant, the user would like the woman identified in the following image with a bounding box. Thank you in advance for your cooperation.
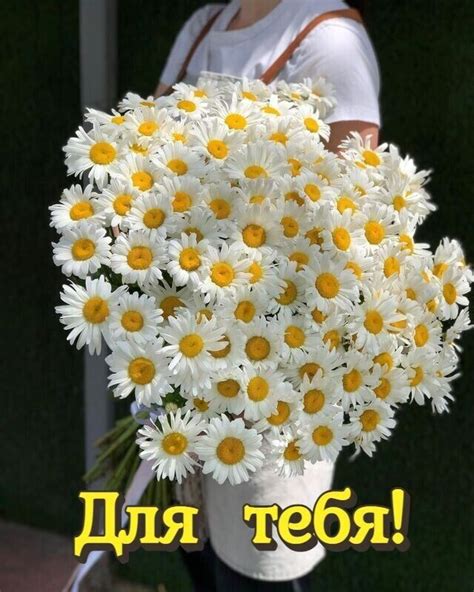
[154,1,380,590]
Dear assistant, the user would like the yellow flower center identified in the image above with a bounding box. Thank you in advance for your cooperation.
[384,256,400,277]
[323,329,340,350]
[247,376,269,402]
[284,441,302,461]
[167,159,188,175]
[288,158,302,176]
[374,378,391,400]
[121,310,144,332]
[362,149,381,167]
[248,262,263,284]
[244,165,268,179]
[443,283,457,305]
[365,220,385,245]
[127,246,153,270]
[400,234,414,253]
[311,308,326,324]
[304,117,319,133]
[211,262,235,287]
[245,336,270,361]
[242,224,266,247]
[160,296,184,320]
[179,333,204,358]
[70,201,94,220]
[179,247,201,271]
[315,273,340,299]
[345,261,363,278]
[393,195,406,211]
[267,401,291,426]
[332,227,351,251]
[196,308,213,323]
[217,379,240,398]
[414,324,429,347]
[143,208,165,229]
[72,238,95,261]
[173,132,186,143]
[162,432,188,455]
[303,389,325,414]
[113,193,132,215]
[360,409,380,432]
[89,142,116,165]
[277,280,297,305]
[270,132,287,144]
[433,262,448,278]
[172,191,192,213]
[410,366,424,387]
[373,352,393,371]
[364,310,384,334]
[132,171,153,191]
[281,216,299,238]
[304,183,321,202]
[242,91,257,101]
[285,325,305,348]
[140,101,155,107]
[209,198,231,219]
[83,297,109,324]
[130,143,148,155]
[337,196,357,213]
[128,357,155,385]
[138,121,158,136]
[194,89,207,97]
[211,336,231,359]
[177,100,196,112]
[312,426,333,446]
[207,139,229,159]
[299,362,320,381]
[216,437,245,465]
[111,115,125,125]
[289,252,309,271]
[285,190,304,205]
[305,227,323,246]
[262,106,280,115]
[225,113,247,130]
[194,397,209,412]
[235,300,256,323]
[343,369,362,392]
[183,227,203,242]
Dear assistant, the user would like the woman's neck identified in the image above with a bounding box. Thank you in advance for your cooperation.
[227,0,282,30]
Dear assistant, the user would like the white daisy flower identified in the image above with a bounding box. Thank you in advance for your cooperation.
[232,202,282,255]
[52,221,111,279]
[206,368,246,415]
[219,286,267,324]
[63,124,120,188]
[111,230,167,287]
[299,412,349,463]
[172,206,223,245]
[198,242,251,304]
[348,400,396,457]
[94,178,138,228]
[124,105,171,141]
[294,103,330,141]
[160,309,227,391]
[189,117,243,161]
[85,107,127,138]
[106,339,173,405]
[126,192,177,239]
[337,351,378,411]
[56,276,126,355]
[167,233,209,287]
[109,291,162,344]
[196,415,264,485]
[225,141,288,181]
[267,427,306,478]
[212,94,260,132]
[112,153,160,193]
[438,266,470,320]
[137,409,206,484]
[241,366,288,421]
[158,174,205,214]
[297,370,340,420]
[152,142,206,178]
[49,184,103,232]
[143,280,191,321]
[241,316,283,371]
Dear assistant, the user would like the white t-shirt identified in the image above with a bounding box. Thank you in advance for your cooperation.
[160,0,381,126]
[160,0,381,581]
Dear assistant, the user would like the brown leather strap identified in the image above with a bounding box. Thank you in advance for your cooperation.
[259,8,363,84]
[175,8,224,85]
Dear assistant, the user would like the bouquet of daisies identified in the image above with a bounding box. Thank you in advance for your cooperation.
[51,75,472,488]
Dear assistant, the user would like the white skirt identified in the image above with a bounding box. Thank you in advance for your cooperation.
[202,438,335,581]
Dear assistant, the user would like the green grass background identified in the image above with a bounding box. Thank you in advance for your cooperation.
[1,0,473,589]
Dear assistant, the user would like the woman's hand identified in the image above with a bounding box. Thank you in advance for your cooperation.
[328,120,379,153]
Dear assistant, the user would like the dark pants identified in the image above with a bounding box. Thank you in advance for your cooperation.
[180,542,313,592]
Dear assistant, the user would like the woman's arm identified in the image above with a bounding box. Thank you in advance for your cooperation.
[328,120,379,153]
[154,81,170,98]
